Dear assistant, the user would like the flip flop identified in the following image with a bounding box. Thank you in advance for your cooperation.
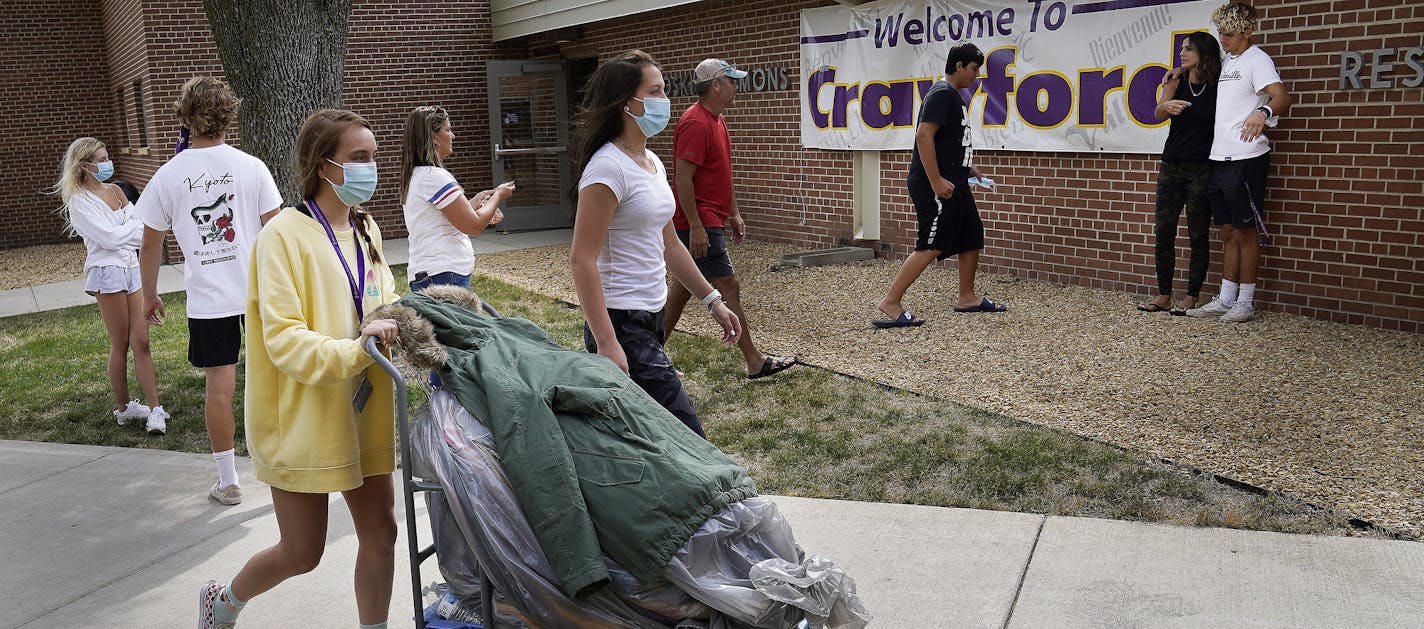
[954,298,1008,313]
[1137,302,1170,313]
[872,310,926,328]
[1169,306,1189,316]
[749,355,798,380]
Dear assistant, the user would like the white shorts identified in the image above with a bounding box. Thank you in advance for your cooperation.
[84,265,142,295]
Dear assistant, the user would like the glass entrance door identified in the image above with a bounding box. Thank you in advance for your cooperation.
[487,60,572,231]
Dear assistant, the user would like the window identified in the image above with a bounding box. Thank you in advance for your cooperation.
[132,80,149,147]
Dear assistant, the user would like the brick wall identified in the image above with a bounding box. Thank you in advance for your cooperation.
[548,0,1422,333]
[7,0,1419,332]
[0,0,118,249]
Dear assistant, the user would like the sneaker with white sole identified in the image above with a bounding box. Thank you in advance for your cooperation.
[114,400,150,425]
[1186,297,1232,318]
[199,580,238,628]
[1220,300,1255,323]
[145,405,169,435]
[209,481,242,506]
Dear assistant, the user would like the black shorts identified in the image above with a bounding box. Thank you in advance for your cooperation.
[675,227,735,279]
[909,181,984,259]
[1208,153,1269,228]
[188,315,243,368]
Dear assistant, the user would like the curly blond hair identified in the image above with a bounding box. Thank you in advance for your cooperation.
[1211,3,1257,35]
[174,76,239,137]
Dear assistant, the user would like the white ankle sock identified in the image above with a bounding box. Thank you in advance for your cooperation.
[1220,280,1239,305]
[213,449,239,488]
[1238,283,1256,306]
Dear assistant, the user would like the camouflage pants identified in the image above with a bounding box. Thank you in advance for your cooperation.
[1153,160,1213,297]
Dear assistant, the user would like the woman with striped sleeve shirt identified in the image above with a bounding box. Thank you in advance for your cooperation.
[399,105,514,292]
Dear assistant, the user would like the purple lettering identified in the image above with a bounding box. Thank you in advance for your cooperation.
[1127,66,1169,126]
[874,13,904,48]
[862,82,915,129]
[905,18,924,45]
[980,48,1017,126]
[808,66,837,129]
[832,84,860,128]
[933,15,947,41]
[1016,73,1072,128]
[1078,68,1124,126]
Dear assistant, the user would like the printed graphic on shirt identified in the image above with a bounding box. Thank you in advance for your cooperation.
[365,268,380,298]
[960,105,973,168]
[191,194,238,245]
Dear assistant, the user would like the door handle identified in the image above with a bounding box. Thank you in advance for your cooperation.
[494,146,567,157]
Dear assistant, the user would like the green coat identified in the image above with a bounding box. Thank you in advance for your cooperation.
[402,292,757,598]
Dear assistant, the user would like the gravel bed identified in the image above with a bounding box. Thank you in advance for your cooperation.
[0,242,87,290]
[475,241,1424,538]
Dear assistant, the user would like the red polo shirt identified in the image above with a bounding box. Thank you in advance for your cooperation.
[672,102,732,230]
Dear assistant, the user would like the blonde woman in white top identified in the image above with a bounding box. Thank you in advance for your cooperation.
[53,137,166,433]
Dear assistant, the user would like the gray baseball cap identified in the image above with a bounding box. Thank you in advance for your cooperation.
[693,58,748,83]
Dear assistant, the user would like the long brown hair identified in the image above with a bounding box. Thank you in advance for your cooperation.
[1186,31,1223,84]
[568,50,659,204]
[399,105,449,201]
[293,108,381,263]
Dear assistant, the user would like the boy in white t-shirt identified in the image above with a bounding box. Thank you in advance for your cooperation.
[138,77,281,505]
[1187,3,1291,323]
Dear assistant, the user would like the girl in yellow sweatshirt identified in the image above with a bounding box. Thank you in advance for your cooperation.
[199,109,400,629]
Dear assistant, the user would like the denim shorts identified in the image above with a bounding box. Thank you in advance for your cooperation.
[410,271,472,292]
[84,265,142,296]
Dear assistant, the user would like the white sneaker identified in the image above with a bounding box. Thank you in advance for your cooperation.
[114,400,150,425]
[1186,297,1232,318]
[145,405,169,435]
[1220,300,1255,323]
[208,481,243,506]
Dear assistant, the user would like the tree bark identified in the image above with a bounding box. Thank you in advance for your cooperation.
[203,0,351,202]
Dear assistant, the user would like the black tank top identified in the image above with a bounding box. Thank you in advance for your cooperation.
[1161,78,1217,162]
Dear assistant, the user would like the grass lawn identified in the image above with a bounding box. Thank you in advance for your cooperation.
[0,267,1370,538]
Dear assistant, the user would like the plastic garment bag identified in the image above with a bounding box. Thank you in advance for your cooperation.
[410,391,703,627]
[663,500,871,629]
[410,390,870,628]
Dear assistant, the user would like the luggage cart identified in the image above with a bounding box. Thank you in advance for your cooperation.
[365,298,502,629]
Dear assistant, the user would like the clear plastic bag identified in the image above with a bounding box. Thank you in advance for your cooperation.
[410,390,869,628]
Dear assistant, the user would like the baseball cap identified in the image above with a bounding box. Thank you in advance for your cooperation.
[693,58,748,83]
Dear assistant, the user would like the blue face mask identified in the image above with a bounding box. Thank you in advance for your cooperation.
[89,160,114,183]
[324,159,378,206]
[625,96,671,138]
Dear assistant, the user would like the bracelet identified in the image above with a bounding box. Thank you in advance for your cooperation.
[700,289,723,310]
[1255,105,1273,117]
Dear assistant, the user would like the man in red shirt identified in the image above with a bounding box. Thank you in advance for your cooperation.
[665,58,797,380]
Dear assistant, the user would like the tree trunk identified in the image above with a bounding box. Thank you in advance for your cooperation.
[203,0,351,202]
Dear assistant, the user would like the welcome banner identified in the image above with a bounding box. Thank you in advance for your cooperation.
[800,0,1218,152]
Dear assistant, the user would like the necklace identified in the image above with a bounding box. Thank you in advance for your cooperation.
[614,138,652,171]
[1188,79,1206,97]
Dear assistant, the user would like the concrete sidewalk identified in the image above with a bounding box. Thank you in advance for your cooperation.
[0,229,574,319]
[3,440,1421,629]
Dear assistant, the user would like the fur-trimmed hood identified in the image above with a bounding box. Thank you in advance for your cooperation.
[360,284,485,370]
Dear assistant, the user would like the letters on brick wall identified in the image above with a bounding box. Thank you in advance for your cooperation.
[799,0,1219,152]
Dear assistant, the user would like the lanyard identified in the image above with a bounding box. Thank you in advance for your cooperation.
[305,199,365,322]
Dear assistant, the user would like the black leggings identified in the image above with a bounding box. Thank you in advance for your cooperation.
[1153,160,1212,297]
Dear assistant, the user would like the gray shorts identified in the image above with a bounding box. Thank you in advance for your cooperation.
[84,265,142,295]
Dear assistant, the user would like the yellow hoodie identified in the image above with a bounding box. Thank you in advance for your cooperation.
[245,208,399,493]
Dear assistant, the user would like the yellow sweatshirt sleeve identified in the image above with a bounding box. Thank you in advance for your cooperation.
[254,223,374,386]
